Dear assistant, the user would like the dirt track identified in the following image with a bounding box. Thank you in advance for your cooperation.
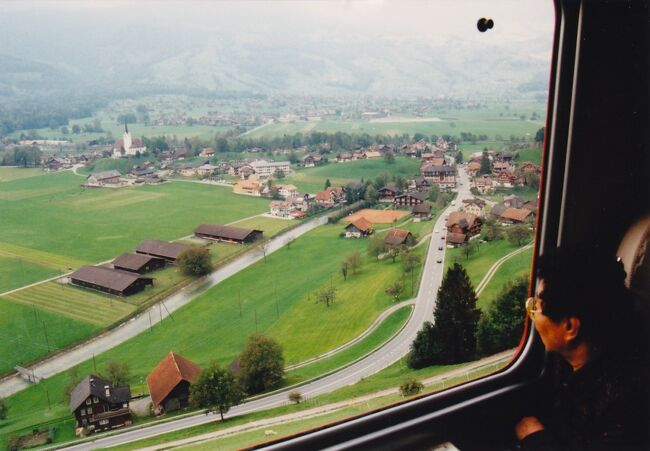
[343,209,409,224]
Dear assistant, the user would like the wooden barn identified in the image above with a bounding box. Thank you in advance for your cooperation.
[344,217,374,238]
[412,203,432,220]
[69,266,153,297]
[112,253,166,274]
[147,352,202,415]
[69,375,132,435]
[136,240,190,263]
[384,229,415,247]
[194,224,263,244]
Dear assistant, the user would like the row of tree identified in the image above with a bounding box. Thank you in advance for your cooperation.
[408,263,527,368]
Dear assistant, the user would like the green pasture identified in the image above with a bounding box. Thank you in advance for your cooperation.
[0,172,271,263]
[286,157,421,193]
[0,224,429,444]
[477,247,533,309]
[482,186,539,203]
[0,167,43,183]
[515,146,543,166]
[0,300,100,375]
[0,257,59,294]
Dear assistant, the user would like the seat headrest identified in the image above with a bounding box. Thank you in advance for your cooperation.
[617,214,650,299]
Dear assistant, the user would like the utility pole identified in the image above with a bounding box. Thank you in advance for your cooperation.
[42,321,50,352]
[148,310,153,332]
[254,309,258,333]
[93,354,97,373]
[238,291,242,318]
[46,388,51,410]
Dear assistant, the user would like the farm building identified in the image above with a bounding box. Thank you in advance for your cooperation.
[86,170,121,186]
[344,217,374,238]
[412,203,432,220]
[194,224,263,244]
[136,240,190,263]
[499,207,534,224]
[446,232,468,246]
[384,229,415,247]
[147,352,202,415]
[69,375,132,435]
[233,180,262,196]
[112,253,166,274]
[394,191,427,207]
[378,185,400,202]
[69,266,153,296]
[447,211,483,238]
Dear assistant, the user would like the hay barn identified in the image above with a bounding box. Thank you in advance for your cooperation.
[69,266,153,297]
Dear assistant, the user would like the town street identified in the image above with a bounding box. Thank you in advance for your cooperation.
[61,168,476,450]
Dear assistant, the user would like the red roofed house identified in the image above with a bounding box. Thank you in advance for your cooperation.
[147,352,202,415]
[447,211,483,238]
[499,207,533,224]
[384,229,415,247]
[344,217,374,238]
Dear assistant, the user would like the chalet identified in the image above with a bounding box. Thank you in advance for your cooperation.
[194,224,263,244]
[87,170,121,186]
[69,266,153,296]
[461,198,488,217]
[315,187,344,208]
[344,217,374,238]
[411,176,432,192]
[336,152,353,163]
[384,229,415,247]
[500,207,534,224]
[378,185,399,202]
[423,157,446,167]
[131,166,155,178]
[473,175,495,194]
[421,164,456,189]
[447,211,483,238]
[378,144,394,154]
[147,353,202,415]
[494,171,524,188]
[411,139,431,153]
[504,195,526,209]
[136,240,190,263]
[352,151,366,160]
[70,375,132,435]
[520,161,540,173]
[492,161,512,175]
[489,203,508,219]
[404,147,418,158]
[446,232,468,247]
[364,150,382,159]
[522,200,538,213]
[239,166,256,180]
[227,162,250,177]
[301,154,324,167]
[394,191,427,207]
[277,184,298,199]
[412,203,432,220]
[495,150,515,162]
[233,180,262,196]
[466,162,481,176]
[269,200,296,218]
[112,253,165,274]
[199,147,214,157]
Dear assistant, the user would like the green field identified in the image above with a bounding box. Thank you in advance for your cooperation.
[515,146,543,166]
[0,224,430,446]
[477,247,533,309]
[0,257,59,293]
[0,167,44,183]
[286,157,421,193]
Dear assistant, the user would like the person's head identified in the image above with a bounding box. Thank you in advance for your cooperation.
[527,247,631,359]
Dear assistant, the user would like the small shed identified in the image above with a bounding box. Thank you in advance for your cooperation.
[344,217,374,238]
[136,240,190,263]
[147,352,202,415]
[69,266,153,297]
[194,224,263,244]
[112,253,166,274]
[446,232,468,246]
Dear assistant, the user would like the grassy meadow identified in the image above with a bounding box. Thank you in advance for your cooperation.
[0,223,432,445]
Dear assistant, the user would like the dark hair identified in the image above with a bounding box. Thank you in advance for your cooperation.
[536,247,633,351]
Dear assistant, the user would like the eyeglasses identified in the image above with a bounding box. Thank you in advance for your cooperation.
[526,297,541,321]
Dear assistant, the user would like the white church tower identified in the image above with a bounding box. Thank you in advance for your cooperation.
[123,122,132,152]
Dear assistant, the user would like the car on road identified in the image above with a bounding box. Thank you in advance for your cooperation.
[438,246,443,251]
[436,258,442,263]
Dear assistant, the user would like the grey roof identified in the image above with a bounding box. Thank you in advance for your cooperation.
[136,240,189,260]
[423,165,455,173]
[490,204,508,217]
[396,191,428,201]
[69,374,131,412]
[412,203,432,213]
[69,266,152,292]
[89,170,121,180]
[113,253,163,271]
[194,224,262,241]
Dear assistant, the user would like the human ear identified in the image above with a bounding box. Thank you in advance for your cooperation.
[564,317,581,342]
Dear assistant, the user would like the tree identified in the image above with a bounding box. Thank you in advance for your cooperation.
[384,150,395,164]
[408,263,480,368]
[399,379,424,397]
[316,285,337,307]
[273,168,285,179]
[258,241,270,263]
[178,247,212,276]
[534,127,545,144]
[387,246,400,263]
[324,178,332,189]
[428,184,441,202]
[238,334,285,394]
[104,361,130,387]
[71,124,81,134]
[477,277,528,356]
[288,391,303,404]
[455,151,464,164]
[345,250,362,275]
[402,251,420,274]
[62,366,82,398]
[367,235,385,261]
[479,150,491,175]
[461,240,479,260]
[0,397,6,420]
[189,362,243,421]
[484,223,504,241]
[385,278,405,302]
[506,224,531,246]
[364,185,378,203]
[341,260,349,281]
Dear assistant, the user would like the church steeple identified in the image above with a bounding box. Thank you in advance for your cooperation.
[124,121,129,134]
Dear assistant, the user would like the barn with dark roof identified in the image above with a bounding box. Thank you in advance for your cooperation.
[136,240,190,263]
[69,266,153,296]
[112,253,165,274]
[194,224,263,244]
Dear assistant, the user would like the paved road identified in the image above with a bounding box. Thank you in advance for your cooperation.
[62,169,476,450]
[0,216,328,399]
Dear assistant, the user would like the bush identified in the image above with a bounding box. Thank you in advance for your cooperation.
[177,247,212,277]
[399,379,424,397]
[288,391,303,404]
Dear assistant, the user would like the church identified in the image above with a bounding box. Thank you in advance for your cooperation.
[113,123,147,158]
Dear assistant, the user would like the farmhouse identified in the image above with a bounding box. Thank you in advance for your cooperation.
[70,375,132,435]
[301,154,324,167]
[411,176,432,192]
[461,198,488,217]
[384,229,414,247]
[336,152,353,163]
[473,175,495,194]
[446,232,468,246]
[364,150,382,159]
[199,147,214,157]
[147,352,202,415]
[69,266,153,296]
[499,207,533,224]
[194,224,263,244]
[112,253,165,274]
[378,185,399,202]
[344,217,374,238]
[421,164,456,189]
[136,240,190,263]
[86,170,121,186]
[277,184,298,199]
[270,200,296,218]
[394,191,427,207]
[466,161,481,176]
[412,203,432,220]
[233,180,262,196]
[447,211,483,238]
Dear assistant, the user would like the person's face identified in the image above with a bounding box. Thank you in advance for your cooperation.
[531,279,569,353]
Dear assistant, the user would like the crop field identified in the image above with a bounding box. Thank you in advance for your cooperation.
[286,157,421,193]
[0,224,430,443]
